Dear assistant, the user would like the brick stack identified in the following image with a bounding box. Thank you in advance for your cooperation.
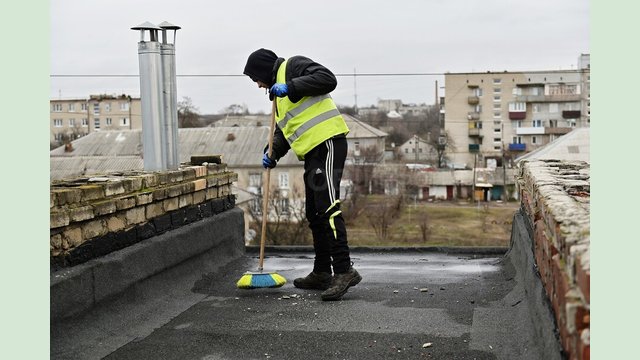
[517,159,590,360]
[50,163,238,269]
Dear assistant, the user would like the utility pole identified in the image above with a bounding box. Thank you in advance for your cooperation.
[353,67,358,114]
[502,122,507,201]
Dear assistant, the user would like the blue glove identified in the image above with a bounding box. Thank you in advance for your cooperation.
[269,83,288,97]
[262,153,276,169]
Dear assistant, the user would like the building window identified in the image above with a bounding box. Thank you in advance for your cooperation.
[93,103,100,115]
[69,118,75,127]
[68,103,75,112]
[52,103,63,112]
[494,146,501,151]
[494,128,501,133]
[549,103,559,113]
[82,118,88,127]
[493,87,501,94]
[279,172,289,189]
[120,102,130,111]
[473,88,483,96]
[493,111,501,118]
[94,118,100,130]
[509,102,526,112]
[532,136,538,144]
[512,136,522,144]
[81,103,88,111]
[105,103,111,112]
[493,103,501,110]
[493,138,501,143]
[279,198,290,215]
[532,104,540,113]
[120,118,129,126]
[249,173,261,187]
[53,119,63,127]
[532,119,543,127]
[548,84,578,95]
[474,105,482,113]
[512,87,522,96]
[405,148,409,154]
[493,95,501,102]
[106,118,112,126]
[493,78,502,84]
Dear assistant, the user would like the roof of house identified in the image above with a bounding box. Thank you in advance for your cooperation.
[50,127,301,180]
[50,115,387,180]
[342,114,388,138]
[516,128,590,163]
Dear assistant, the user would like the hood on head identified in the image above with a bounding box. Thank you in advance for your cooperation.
[243,48,278,85]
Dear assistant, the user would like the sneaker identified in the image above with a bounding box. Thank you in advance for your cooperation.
[321,267,362,301]
[293,271,332,290]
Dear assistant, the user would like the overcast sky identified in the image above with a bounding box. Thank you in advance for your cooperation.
[50,0,589,114]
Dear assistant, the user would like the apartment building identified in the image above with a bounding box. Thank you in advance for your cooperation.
[50,94,141,144]
[443,54,590,168]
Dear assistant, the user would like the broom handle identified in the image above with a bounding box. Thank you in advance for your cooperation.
[259,99,277,271]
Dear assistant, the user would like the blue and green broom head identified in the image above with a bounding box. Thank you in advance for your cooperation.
[237,271,287,289]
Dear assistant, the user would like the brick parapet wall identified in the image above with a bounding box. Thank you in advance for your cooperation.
[50,163,238,269]
[517,159,590,360]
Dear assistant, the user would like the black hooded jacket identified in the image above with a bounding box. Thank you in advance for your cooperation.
[244,49,339,161]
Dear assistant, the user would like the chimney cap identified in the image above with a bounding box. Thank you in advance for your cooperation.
[158,21,181,30]
[131,21,162,31]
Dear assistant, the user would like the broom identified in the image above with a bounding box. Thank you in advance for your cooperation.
[237,99,287,289]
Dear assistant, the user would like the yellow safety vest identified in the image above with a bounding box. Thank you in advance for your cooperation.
[275,59,349,160]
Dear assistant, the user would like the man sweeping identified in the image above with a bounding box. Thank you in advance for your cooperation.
[243,48,362,301]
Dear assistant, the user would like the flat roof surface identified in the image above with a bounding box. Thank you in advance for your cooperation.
[52,250,550,359]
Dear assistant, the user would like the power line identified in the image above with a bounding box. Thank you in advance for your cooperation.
[50,72,445,78]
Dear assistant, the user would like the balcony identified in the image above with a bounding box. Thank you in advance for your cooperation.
[509,143,526,151]
[467,112,480,120]
[509,111,526,120]
[516,127,545,135]
[467,96,479,105]
[469,144,480,152]
[468,128,483,137]
[562,110,581,119]
[515,94,581,103]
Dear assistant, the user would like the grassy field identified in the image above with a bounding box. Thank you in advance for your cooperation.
[345,197,519,247]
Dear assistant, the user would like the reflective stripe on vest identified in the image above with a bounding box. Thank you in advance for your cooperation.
[275,59,349,160]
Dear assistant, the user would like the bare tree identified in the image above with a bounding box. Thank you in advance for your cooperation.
[425,129,456,168]
[418,211,430,243]
[245,184,311,246]
[341,186,368,226]
[178,96,202,128]
[366,195,404,242]
[220,103,249,115]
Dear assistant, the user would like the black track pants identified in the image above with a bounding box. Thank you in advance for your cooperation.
[304,136,351,274]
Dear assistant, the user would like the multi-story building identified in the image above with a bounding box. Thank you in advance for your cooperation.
[443,54,590,168]
[50,94,141,144]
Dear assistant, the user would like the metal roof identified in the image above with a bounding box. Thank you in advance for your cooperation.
[51,115,387,180]
[342,114,388,138]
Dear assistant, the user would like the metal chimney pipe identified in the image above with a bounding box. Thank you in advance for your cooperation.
[132,22,166,171]
[159,21,181,170]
